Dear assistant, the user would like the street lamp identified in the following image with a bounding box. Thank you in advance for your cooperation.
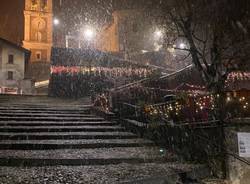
[154,30,163,38]
[179,43,186,49]
[84,28,95,40]
[53,18,59,26]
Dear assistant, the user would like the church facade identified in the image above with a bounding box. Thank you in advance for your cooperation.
[23,0,53,81]
[0,0,53,81]
[23,0,53,64]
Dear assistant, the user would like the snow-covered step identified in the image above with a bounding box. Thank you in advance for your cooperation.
[0,139,155,150]
[0,163,208,184]
[0,110,90,114]
[0,116,104,122]
[0,131,138,140]
[0,112,95,117]
[0,103,90,107]
[0,125,125,132]
[0,121,118,126]
[0,147,176,166]
[0,107,90,112]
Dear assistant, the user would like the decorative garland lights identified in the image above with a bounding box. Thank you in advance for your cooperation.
[108,81,249,122]
[226,72,250,83]
[51,66,153,78]
[225,72,250,89]
[145,101,184,118]
[144,93,249,122]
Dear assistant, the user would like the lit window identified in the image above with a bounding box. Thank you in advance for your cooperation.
[41,0,48,10]
[8,54,14,64]
[36,51,42,61]
[31,0,38,10]
[35,31,42,42]
[7,71,13,80]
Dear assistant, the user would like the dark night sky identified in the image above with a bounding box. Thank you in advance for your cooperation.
[0,0,157,45]
[0,0,249,45]
[0,0,25,44]
[53,0,156,31]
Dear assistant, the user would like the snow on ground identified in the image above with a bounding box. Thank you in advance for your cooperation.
[0,163,203,184]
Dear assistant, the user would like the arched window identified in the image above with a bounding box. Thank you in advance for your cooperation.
[31,0,38,10]
[35,31,42,42]
[41,0,48,11]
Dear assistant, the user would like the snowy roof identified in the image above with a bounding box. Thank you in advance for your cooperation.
[0,37,30,54]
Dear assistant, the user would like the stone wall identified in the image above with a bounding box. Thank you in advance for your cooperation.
[121,118,250,181]
[20,79,35,95]
[225,119,250,184]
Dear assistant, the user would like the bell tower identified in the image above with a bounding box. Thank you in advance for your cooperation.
[23,0,53,63]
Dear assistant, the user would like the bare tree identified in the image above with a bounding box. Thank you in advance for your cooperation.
[153,0,250,178]
[160,0,250,92]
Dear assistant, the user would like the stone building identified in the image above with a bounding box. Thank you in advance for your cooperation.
[23,0,53,81]
[0,0,53,81]
[97,9,163,59]
[0,37,34,94]
[96,9,182,71]
[23,0,53,64]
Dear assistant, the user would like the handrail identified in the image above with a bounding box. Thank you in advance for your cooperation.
[148,100,176,107]
[110,64,193,92]
[226,152,250,166]
[196,133,250,166]
[111,77,150,92]
[159,64,193,79]
[142,87,175,92]
[121,102,141,109]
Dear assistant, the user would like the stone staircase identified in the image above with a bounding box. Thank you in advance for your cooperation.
[0,95,209,183]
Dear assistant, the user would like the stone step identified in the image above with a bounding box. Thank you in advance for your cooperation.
[0,107,90,112]
[0,116,104,122]
[0,163,208,183]
[0,110,90,114]
[0,157,172,167]
[0,103,91,107]
[0,121,118,126]
[0,132,137,140]
[0,112,95,117]
[0,147,175,166]
[0,139,155,150]
[0,125,125,132]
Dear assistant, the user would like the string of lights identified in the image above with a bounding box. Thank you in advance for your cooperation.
[51,66,153,78]
[144,93,249,122]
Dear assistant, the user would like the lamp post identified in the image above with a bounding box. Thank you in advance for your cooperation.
[53,18,60,47]
[153,29,164,51]
[154,30,163,38]
[83,27,96,75]
[179,43,186,49]
[84,29,94,40]
[83,27,96,49]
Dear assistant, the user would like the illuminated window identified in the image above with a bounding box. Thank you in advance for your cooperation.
[31,0,38,10]
[41,0,48,10]
[36,51,42,61]
[35,31,42,42]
